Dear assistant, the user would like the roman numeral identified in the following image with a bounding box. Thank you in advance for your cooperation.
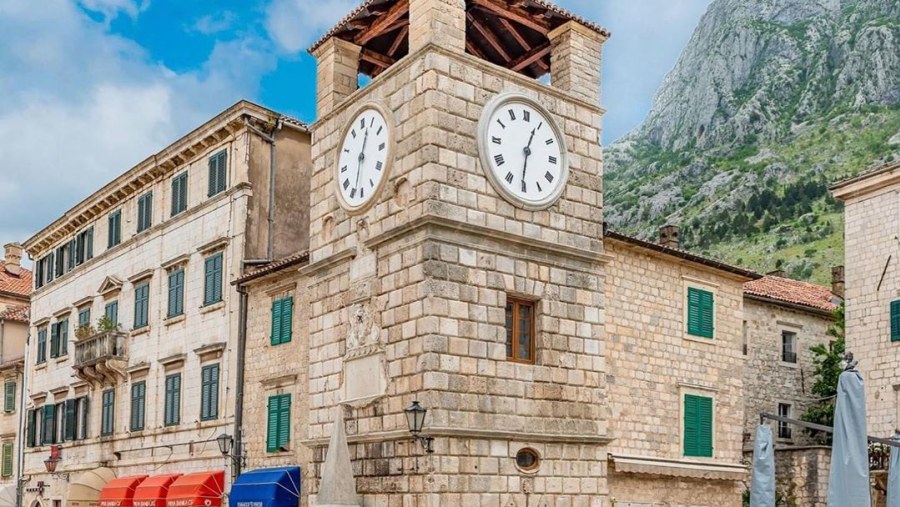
[375,161,383,171]
[350,188,357,198]
[341,166,348,173]
[360,118,366,129]
[536,181,543,192]
[370,117,375,127]
[545,138,554,145]
[537,122,543,131]
[377,126,383,136]
[497,119,506,129]
[351,129,357,139]
[521,180,527,193]
[508,109,516,121]
[545,172,554,183]
[370,179,375,188]
[343,179,350,190]
[548,156,558,165]
[504,172,514,184]
[360,188,365,199]
[492,137,502,145]
[494,154,505,166]
[523,110,531,122]
[344,148,350,153]
[379,143,386,151]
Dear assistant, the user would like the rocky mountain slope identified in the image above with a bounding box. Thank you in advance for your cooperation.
[604,0,900,283]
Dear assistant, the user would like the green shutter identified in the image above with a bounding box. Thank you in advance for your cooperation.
[266,394,290,452]
[78,397,89,440]
[278,395,291,449]
[684,394,713,457]
[168,270,184,318]
[891,300,900,342]
[42,404,56,444]
[201,364,219,421]
[106,301,118,326]
[50,323,60,358]
[165,374,181,426]
[687,288,714,339]
[4,382,14,413]
[101,389,115,436]
[1,443,12,477]
[131,382,145,431]
[204,254,223,305]
[26,409,35,447]
[271,299,283,345]
[281,298,293,344]
[60,319,68,355]
[266,396,279,452]
[64,399,77,441]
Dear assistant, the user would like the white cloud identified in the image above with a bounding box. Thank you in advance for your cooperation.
[0,0,275,250]
[77,0,149,22]
[264,0,359,53]
[191,11,237,36]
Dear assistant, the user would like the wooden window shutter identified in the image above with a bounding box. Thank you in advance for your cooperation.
[271,299,283,345]
[201,365,219,421]
[697,395,713,457]
[1,443,12,477]
[79,397,90,440]
[281,298,294,344]
[891,300,900,342]
[266,396,279,452]
[26,409,35,447]
[64,399,77,441]
[683,394,698,456]
[3,382,14,413]
[687,288,714,338]
[278,394,291,449]
[60,320,68,355]
[50,323,60,359]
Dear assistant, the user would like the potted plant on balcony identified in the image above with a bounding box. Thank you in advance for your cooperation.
[75,324,96,340]
[96,316,121,333]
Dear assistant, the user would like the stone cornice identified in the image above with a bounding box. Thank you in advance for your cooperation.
[302,427,613,447]
[300,248,357,276]
[831,161,900,201]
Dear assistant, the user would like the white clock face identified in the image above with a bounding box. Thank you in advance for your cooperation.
[480,95,567,209]
[336,107,391,211]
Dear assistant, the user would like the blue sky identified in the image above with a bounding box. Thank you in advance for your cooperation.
[0,0,713,252]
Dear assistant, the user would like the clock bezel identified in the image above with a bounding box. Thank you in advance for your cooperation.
[477,92,569,211]
[334,102,395,215]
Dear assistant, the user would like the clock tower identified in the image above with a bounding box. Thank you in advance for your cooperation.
[305,1,610,505]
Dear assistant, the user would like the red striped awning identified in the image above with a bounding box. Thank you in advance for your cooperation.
[99,476,149,507]
[133,475,182,507]
[165,471,225,507]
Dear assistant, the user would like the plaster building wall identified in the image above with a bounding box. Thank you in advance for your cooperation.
[20,102,311,504]
[832,163,900,439]
[303,1,611,505]
[604,238,748,507]
[742,299,833,447]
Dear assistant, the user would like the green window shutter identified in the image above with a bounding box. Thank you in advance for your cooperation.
[267,395,287,452]
[683,395,698,456]
[168,270,184,318]
[281,297,293,344]
[208,156,217,197]
[78,397,89,440]
[26,409,35,447]
[278,394,291,449]
[687,288,714,339]
[684,394,713,457]
[4,382,14,413]
[891,300,900,342]
[105,301,119,326]
[697,396,713,457]
[42,404,56,444]
[50,323,60,359]
[86,227,94,260]
[134,283,149,328]
[1,443,12,477]
[131,382,145,431]
[201,364,219,421]
[165,374,181,426]
[60,319,68,355]
[208,151,227,197]
[101,389,115,436]
[64,399,77,441]
[36,329,47,364]
[79,309,91,329]
[271,299,283,345]
[204,253,223,305]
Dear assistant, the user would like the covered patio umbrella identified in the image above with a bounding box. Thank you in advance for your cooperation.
[828,357,871,506]
[888,430,900,507]
[749,424,775,507]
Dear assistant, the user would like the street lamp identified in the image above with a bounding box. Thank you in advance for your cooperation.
[403,401,434,453]
[217,433,246,469]
[43,446,70,481]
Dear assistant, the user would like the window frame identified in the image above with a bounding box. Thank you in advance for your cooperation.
[266,393,291,453]
[3,382,15,413]
[104,300,119,326]
[130,381,146,432]
[200,364,219,421]
[777,403,792,440]
[133,282,150,329]
[270,296,294,346]
[781,330,798,364]
[208,150,228,197]
[101,389,115,437]
[164,373,182,427]
[682,392,714,458]
[171,171,189,217]
[1,442,12,478]
[686,286,715,339]
[108,210,122,249]
[203,252,224,306]
[505,297,536,364]
[167,268,186,318]
[36,327,48,365]
[137,192,153,233]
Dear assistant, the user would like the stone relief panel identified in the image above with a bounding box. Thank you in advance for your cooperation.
[341,300,388,406]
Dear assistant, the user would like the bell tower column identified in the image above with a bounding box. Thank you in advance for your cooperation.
[312,37,362,119]
[549,21,607,105]
[409,0,466,53]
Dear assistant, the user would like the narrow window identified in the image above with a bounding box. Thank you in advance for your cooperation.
[270,296,294,346]
[101,389,115,436]
[25,409,36,447]
[891,300,900,342]
[137,192,153,233]
[133,282,150,329]
[683,394,713,457]
[1,443,12,478]
[50,322,60,358]
[687,287,715,339]
[266,394,291,452]
[203,253,224,306]
[58,319,68,356]
[130,381,146,431]
[742,321,748,356]
[36,328,47,364]
[208,150,228,197]
[200,364,219,421]
[782,331,797,363]
[104,301,119,326]
[3,382,15,413]
[777,403,792,439]
[505,298,535,363]
[167,268,185,318]
[77,397,89,440]
[108,210,122,248]
[55,402,64,443]
[54,244,66,278]
[41,404,56,444]
[62,399,76,442]
[171,172,189,216]
[74,227,94,265]
[67,238,76,271]
[164,373,181,426]
[45,252,54,284]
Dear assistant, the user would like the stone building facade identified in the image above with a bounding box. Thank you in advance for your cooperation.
[603,231,754,507]
[0,243,30,494]
[742,275,837,447]
[832,161,900,440]
[20,101,311,504]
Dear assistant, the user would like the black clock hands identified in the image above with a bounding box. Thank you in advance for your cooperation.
[522,128,536,185]
[355,128,369,195]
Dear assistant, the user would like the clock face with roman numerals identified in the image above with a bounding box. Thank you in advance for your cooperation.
[478,93,568,210]
[335,106,392,212]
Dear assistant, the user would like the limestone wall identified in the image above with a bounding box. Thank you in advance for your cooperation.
[773,447,830,507]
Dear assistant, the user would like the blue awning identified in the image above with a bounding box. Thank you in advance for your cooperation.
[228,467,301,507]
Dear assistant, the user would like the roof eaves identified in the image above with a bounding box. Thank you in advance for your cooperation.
[744,293,836,318]
[233,251,311,286]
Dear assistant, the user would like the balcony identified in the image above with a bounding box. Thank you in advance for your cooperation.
[74,331,128,386]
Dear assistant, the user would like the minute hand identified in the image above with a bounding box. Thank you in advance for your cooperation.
[522,128,536,180]
[355,129,369,191]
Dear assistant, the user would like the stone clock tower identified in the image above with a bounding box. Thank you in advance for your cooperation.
[304,1,610,505]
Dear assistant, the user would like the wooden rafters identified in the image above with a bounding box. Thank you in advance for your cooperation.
[499,17,529,50]
[355,0,409,46]
[510,42,550,72]
[465,40,487,60]
[361,48,396,70]
[469,0,550,35]
[467,11,511,62]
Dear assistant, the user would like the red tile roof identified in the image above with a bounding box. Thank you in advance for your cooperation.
[0,305,29,324]
[233,251,310,285]
[0,264,32,299]
[743,275,837,313]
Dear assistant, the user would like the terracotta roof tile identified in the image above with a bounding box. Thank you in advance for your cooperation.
[0,264,32,299]
[0,305,29,323]
[233,251,310,285]
[743,276,837,313]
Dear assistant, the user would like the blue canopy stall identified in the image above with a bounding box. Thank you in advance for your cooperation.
[228,467,301,507]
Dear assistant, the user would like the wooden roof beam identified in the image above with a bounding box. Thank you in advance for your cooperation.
[387,25,409,57]
[467,12,511,62]
[510,42,550,72]
[465,40,488,60]
[356,0,409,46]
[469,0,549,35]
[361,48,397,70]
[499,17,530,50]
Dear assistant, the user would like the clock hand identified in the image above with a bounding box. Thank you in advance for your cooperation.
[355,128,369,192]
[522,128,536,181]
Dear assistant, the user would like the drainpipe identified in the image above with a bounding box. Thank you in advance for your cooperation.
[15,331,30,507]
[243,117,283,261]
[232,285,249,478]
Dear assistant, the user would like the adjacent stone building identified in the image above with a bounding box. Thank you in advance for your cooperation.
[832,161,900,440]
[0,243,31,495]
[20,101,311,505]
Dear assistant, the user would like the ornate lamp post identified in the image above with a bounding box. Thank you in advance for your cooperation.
[403,401,434,454]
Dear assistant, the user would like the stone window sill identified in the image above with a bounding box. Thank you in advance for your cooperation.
[201,301,225,314]
[165,315,186,326]
[131,326,151,337]
[54,355,70,364]
[683,334,716,345]
[780,361,799,369]
[34,363,47,371]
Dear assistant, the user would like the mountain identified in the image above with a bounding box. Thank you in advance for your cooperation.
[604,0,900,284]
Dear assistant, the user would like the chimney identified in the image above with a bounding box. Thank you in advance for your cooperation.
[832,265,845,298]
[659,225,680,249]
[767,269,787,278]
[3,243,23,276]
